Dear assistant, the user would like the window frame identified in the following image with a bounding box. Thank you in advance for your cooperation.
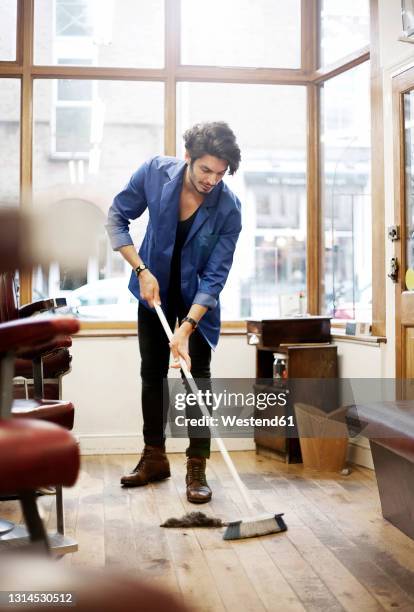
[0,0,383,335]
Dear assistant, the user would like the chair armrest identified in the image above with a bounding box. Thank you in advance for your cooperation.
[15,348,72,379]
[19,297,67,318]
[17,336,72,360]
[0,317,80,355]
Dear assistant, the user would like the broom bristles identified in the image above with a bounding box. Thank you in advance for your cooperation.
[159,511,287,540]
[223,513,287,540]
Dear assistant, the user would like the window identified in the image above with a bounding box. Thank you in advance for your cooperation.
[181,0,301,69]
[34,0,165,68]
[6,1,380,328]
[52,79,94,158]
[320,0,370,66]
[32,80,164,316]
[321,62,371,322]
[0,1,17,61]
[0,79,20,206]
[177,82,307,320]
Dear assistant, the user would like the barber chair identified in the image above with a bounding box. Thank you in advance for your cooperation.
[0,271,71,400]
[0,272,77,551]
[0,317,80,553]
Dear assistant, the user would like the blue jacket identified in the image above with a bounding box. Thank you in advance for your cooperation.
[106,156,242,349]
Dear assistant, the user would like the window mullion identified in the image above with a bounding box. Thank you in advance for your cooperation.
[164,0,180,156]
[307,82,321,314]
[19,0,34,305]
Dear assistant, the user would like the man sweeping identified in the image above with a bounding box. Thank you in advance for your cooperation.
[106,122,241,503]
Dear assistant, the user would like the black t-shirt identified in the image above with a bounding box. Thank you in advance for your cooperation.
[167,208,199,315]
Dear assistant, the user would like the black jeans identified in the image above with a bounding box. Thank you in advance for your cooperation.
[138,302,212,458]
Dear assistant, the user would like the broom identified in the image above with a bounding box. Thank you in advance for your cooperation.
[154,304,287,540]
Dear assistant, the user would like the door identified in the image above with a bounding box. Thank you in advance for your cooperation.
[393,66,414,382]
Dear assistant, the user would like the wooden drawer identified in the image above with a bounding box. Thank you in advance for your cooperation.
[247,317,331,347]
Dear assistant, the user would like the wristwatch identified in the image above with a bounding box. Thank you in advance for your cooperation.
[181,316,198,330]
[134,263,148,278]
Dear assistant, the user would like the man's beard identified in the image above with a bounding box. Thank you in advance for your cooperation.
[187,164,207,195]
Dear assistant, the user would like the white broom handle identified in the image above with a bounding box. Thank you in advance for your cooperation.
[154,304,255,512]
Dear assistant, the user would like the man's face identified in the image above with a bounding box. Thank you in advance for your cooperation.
[185,153,228,195]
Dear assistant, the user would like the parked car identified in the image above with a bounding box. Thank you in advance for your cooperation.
[67,278,137,321]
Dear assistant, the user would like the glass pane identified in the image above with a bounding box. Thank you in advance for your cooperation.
[0,0,17,61]
[404,91,414,285]
[0,79,20,206]
[177,83,307,320]
[181,0,301,69]
[320,0,370,66]
[57,79,93,101]
[33,79,164,320]
[34,0,164,68]
[55,107,92,153]
[321,62,371,321]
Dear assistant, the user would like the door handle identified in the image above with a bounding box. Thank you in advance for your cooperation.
[388,257,399,283]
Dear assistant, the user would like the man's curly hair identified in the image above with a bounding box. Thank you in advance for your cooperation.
[183,122,241,175]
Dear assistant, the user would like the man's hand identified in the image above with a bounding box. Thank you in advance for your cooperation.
[117,247,160,307]
[169,325,192,370]
[139,270,161,308]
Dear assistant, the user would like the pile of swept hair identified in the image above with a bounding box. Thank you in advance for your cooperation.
[183,121,241,175]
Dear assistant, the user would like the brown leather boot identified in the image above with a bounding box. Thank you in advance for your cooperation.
[120,445,170,487]
[186,457,212,503]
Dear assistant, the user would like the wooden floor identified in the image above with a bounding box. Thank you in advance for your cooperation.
[3,451,414,612]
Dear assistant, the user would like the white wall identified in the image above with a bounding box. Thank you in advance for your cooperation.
[335,338,387,468]
[63,331,385,469]
[63,332,257,455]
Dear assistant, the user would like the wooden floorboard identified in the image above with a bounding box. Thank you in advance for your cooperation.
[2,451,414,612]
[240,452,414,611]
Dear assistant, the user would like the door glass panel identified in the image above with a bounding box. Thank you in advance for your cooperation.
[404,91,414,288]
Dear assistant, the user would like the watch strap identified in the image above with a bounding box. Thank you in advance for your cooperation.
[181,316,198,330]
[134,264,147,277]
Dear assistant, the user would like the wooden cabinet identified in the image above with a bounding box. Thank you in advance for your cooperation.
[249,318,338,463]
